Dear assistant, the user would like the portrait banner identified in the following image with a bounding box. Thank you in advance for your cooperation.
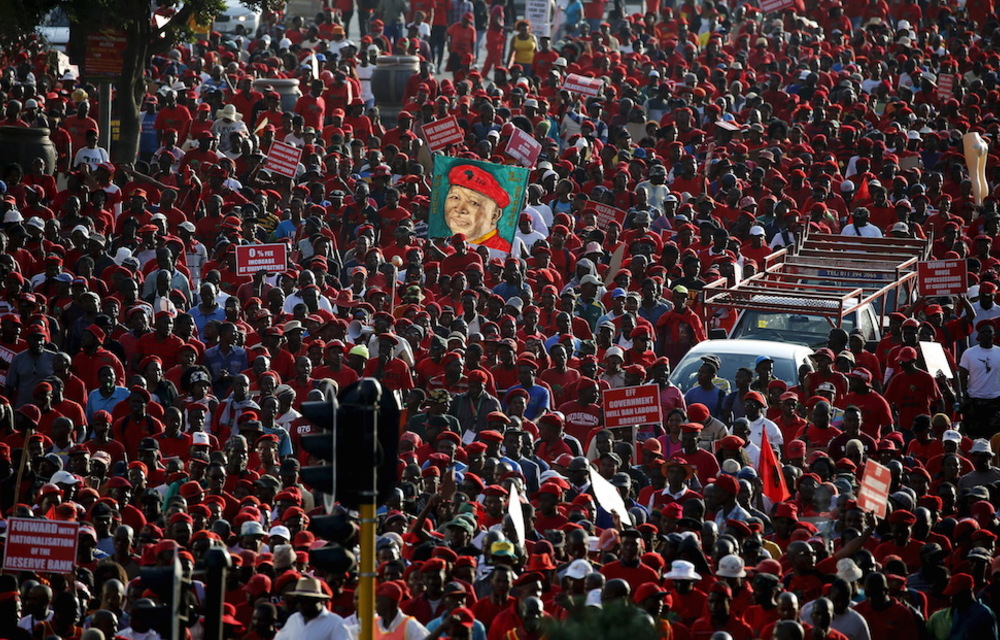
[429,155,530,255]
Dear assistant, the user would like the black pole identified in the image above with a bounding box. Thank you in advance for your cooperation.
[202,546,232,640]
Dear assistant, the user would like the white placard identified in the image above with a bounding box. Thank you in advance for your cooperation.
[919,340,953,378]
[507,483,526,545]
[588,463,634,525]
[525,0,552,37]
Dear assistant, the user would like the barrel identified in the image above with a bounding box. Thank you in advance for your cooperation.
[0,126,57,174]
[253,77,301,112]
[371,55,419,106]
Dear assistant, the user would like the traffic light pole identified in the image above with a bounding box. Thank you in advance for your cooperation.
[202,547,232,640]
[357,379,380,640]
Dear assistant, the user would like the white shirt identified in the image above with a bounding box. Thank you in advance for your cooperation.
[18,611,53,631]
[357,64,375,103]
[275,609,351,640]
[283,292,334,314]
[747,414,784,447]
[116,630,163,640]
[73,145,109,170]
[800,602,871,640]
[972,301,1000,323]
[515,227,547,254]
[959,344,1000,399]
[525,202,553,230]
[841,223,883,238]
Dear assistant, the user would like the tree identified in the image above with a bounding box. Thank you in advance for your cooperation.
[0,0,279,162]
[544,603,659,640]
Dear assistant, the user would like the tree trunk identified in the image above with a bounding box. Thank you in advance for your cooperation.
[113,21,149,163]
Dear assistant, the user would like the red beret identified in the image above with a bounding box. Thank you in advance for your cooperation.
[448,164,511,209]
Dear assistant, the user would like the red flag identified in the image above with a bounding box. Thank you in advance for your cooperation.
[759,427,791,504]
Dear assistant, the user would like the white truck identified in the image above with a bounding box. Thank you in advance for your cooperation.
[703,233,930,349]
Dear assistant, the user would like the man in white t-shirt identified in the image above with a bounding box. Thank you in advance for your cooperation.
[72,128,109,170]
[842,207,883,238]
[972,281,1000,322]
[960,323,1000,400]
[959,322,1000,437]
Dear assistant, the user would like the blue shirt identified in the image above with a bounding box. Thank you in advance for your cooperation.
[426,614,486,640]
[684,385,726,418]
[86,386,131,421]
[949,601,998,640]
[140,112,158,158]
[504,384,551,420]
[272,218,300,240]
[564,0,582,27]
[262,424,293,457]
[189,304,227,336]
[203,344,249,395]
[492,281,522,301]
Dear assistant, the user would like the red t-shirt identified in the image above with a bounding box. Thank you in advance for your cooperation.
[884,369,941,430]
[841,390,894,438]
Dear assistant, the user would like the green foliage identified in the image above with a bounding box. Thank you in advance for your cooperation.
[543,603,660,640]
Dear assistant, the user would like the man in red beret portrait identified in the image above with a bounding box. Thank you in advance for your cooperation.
[443,163,512,253]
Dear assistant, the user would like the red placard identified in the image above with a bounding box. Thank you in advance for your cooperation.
[562,73,605,97]
[918,259,968,297]
[264,141,303,179]
[858,460,891,517]
[937,74,955,101]
[592,202,627,229]
[3,518,79,573]
[84,28,127,79]
[235,243,289,277]
[759,0,794,11]
[423,116,465,153]
[505,128,542,168]
[603,384,663,429]
[0,344,17,386]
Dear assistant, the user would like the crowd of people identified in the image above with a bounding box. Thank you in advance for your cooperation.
[0,0,999,638]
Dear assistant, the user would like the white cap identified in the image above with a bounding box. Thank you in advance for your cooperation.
[605,346,625,360]
[3,210,23,223]
[151,213,167,222]
[663,560,702,581]
[269,525,291,540]
[716,554,746,578]
[563,559,594,580]
[71,225,89,236]
[580,274,602,286]
[113,247,133,266]
[25,216,44,230]
[749,225,766,236]
[942,429,962,443]
[584,588,603,608]
[191,432,211,446]
[241,521,266,536]
[840,180,855,192]
[553,57,567,66]
[836,558,863,582]
[907,130,922,140]
[890,222,909,233]
[51,470,81,485]
[970,438,993,455]
[539,470,567,483]
[179,221,196,233]
[722,459,742,474]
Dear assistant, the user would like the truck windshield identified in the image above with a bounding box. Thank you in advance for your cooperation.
[732,311,858,347]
